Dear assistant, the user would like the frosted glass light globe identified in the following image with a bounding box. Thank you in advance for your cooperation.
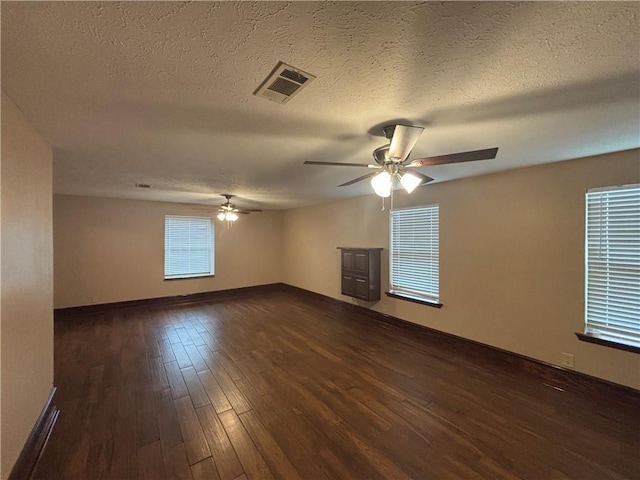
[371,171,392,197]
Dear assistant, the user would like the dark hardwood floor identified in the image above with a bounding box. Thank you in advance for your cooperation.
[35,288,639,479]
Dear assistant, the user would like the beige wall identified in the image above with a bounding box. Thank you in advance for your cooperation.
[283,149,640,389]
[51,149,640,390]
[53,195,283,308]
[1,91,54,479]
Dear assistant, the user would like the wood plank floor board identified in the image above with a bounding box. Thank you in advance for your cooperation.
[186,323,208,343]
[260,366,342,427]
[86,383,119,446]
[218,409,275,480]
[174,395,212,465]
[135,384,161,447]
[176,325,195,346]
[265,421,332,480]
[195,404,244,480]
[40,290,640,479]
[164,324,182,345]
[214,349,245,381]
[172,342,194,369]
[137,440,165,480]
[197,367,233,414]
[181,365,212,409]
[190,457,221,480]
[165,360,189,399]
[201,331,224,353]
[237,409,302,480]
[154,387,184,451]
[107,386,138,479]
[149,354,170,392]
[210,366,252,415]
[258,400,356,479]
[145,335,163,359]
[232,375,284,427]
[158,337,179,364]
[163,443,194,480]
[184,343,210,373]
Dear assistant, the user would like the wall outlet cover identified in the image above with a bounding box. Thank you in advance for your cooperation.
[561,352,575,369]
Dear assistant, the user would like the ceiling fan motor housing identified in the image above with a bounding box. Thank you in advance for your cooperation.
[373,145,391,165]
[373,145,404,165]
[382,125,396,140]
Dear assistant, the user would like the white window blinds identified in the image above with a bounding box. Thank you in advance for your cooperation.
[164,215,215,279]
[390,205,439,302]
[585,184,640,348]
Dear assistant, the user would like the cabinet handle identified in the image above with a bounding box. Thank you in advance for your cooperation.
[355,278,366,283]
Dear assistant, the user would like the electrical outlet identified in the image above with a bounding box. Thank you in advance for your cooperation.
[561,352,575,369]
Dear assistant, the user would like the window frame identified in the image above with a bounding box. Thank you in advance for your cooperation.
[579,183,640,354]
[164,215,215,280]
[388,204,442,307]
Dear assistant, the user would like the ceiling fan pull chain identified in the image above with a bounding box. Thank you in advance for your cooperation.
[390,182,395,213]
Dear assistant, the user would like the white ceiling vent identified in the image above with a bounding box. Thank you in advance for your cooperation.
[254,62,316,104]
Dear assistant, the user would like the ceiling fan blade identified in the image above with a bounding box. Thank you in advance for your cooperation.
[406,171,434,185]
[304,161,373,168]
[338,172,378,187]
[237,209,263,213]
[410,147,499,167]
[388,125,424,161]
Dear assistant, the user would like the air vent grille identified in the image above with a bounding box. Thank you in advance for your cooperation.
[280,69,308,84]
[255,62,315,104]
[267,77,302,96]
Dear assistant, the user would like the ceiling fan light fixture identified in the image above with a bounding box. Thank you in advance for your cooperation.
[217,211,238,222]
[371,171,392,197]
[400,171,422,193]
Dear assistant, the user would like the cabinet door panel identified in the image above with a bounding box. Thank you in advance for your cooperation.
[354,252,369,272]
[354,277,369,299]
[342,251,354,270]
[342,275,355,297]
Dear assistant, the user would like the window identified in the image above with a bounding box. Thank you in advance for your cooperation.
[164,215,214,279]
[584,184,639,350]
[390,205,440,304]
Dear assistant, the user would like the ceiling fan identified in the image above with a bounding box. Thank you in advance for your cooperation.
[215,194,262,223]
[304,125,498,197]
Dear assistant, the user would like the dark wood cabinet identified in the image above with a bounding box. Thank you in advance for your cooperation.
[337,247,382,302]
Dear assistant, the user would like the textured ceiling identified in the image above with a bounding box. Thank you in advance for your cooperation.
[2,1,639,210]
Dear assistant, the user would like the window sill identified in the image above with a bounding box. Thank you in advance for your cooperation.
[385,291,443,309]
[164,274,215,281]
[575,332,640,354]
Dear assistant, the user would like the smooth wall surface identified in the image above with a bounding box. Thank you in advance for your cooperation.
[283,149,640,389]
[53,195,283,308]
[1,91,54,479]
